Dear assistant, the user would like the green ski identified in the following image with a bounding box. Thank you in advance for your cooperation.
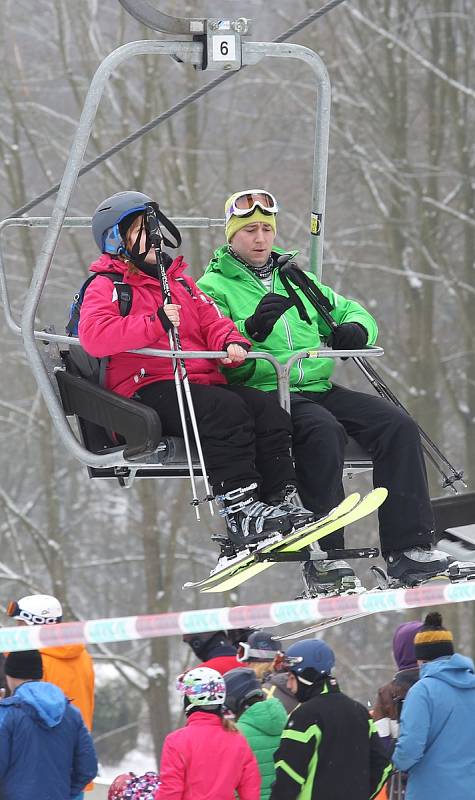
[202,487,387,593]
[183,492,362,593]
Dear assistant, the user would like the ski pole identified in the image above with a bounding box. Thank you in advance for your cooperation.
[278,256,465,492]
[350,355,465,489]
[144,204,214,517]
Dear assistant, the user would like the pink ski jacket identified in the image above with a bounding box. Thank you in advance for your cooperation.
[155,711,261,800]
[78,254,250,398]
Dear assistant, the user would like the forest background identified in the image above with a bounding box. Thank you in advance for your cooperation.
[0,0,473,774]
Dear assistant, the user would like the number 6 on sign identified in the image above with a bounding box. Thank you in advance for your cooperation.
[212,35,236,61]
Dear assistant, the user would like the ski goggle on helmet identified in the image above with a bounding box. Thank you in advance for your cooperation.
[7,594,63,625]
[176,667,226,709]
[225,190,279,224]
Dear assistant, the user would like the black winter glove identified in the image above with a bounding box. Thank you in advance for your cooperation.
[327,322,367,350]
[244,293,293,342]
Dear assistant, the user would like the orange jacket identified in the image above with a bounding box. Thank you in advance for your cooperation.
[40,644,95,730]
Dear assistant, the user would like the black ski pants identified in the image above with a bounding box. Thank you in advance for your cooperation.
[137,381,296,497]
[289,385,435,556]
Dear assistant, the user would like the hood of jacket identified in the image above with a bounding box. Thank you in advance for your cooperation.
[392,620,423,670]
[40,644,87,660]
[89,252,187,285]
[420,653,475,688]
[239,696,287,736]
[3,680,67,728]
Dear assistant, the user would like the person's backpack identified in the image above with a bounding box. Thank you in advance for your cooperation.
[65,272,133,386]
[65,267,194,386]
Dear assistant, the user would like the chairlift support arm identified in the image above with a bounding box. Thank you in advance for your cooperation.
[118,0,206,36]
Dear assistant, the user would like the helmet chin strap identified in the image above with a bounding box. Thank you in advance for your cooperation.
[122,215,150,269]
[121,202,182,269]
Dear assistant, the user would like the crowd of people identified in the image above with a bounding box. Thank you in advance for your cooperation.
[3,596,475,800]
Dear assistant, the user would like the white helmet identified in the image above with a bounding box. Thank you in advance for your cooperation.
[176,667,226,709]
[7,594,63,625]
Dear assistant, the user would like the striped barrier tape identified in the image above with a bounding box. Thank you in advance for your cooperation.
[1,581,474,652]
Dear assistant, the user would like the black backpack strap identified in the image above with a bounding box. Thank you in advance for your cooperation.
[66,274,101,335]
[175,276,194,297]
[85,271,133,317]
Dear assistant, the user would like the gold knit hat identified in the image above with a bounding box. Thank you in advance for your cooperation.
[224,190,277,242]
[414,612,454,661]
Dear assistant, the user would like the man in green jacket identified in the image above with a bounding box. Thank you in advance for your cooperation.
[224,667,288,800]
[198,189,450,589]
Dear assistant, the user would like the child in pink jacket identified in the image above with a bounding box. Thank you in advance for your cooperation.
[79,191,313,549]
[155,667,260,800]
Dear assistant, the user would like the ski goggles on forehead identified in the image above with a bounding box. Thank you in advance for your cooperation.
[273,652,304,673]
[237,642,280,663]
[225,191,279,223]
[6,600,59,626]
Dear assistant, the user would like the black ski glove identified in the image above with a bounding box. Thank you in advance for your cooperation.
[244,293,293,342]
[327,322,367,350]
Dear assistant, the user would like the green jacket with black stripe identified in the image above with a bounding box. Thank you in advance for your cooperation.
[269,679,391,800]
[198,247,378,393]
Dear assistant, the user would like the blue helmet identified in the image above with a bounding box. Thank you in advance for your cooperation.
[286,639,335,678]
[91,191,152,255]
[223,668,264,715]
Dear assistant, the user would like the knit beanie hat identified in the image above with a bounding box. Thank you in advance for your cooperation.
[414,612,454,661]
[225,192,277,243]
[5,649,43,680]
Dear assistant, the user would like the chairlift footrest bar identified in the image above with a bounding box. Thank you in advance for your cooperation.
[253,547,379,563]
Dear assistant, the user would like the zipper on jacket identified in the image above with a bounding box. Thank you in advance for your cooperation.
[271,271,305,385]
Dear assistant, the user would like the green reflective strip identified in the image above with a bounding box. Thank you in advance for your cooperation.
[321,681,329,694]
[369,718,378,735]
[371,763,393,799]
[299,726,322,800]
[281,723,322,745]
[275,759,305,786]
[278,723,323,800]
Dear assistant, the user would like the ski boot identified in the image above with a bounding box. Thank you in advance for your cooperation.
[300,553,360,598]
[263,484,315,530]
[385,545,451,587]
[215,482,296,549]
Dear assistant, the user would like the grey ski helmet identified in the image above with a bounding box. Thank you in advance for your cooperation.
[91,191,152,255]
[223,667,264,715]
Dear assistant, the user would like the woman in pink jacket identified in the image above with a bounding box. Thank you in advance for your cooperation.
[155,667,261,800]
[79,192,313,548]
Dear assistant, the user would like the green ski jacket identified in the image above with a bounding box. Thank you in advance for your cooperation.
[237,697,288,800]
[198,246,378,393]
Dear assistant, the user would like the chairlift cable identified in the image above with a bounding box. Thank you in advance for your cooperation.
[7,0,348,219]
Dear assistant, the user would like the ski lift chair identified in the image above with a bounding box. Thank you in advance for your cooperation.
[0,213,379,490]
[3,5,387,493]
